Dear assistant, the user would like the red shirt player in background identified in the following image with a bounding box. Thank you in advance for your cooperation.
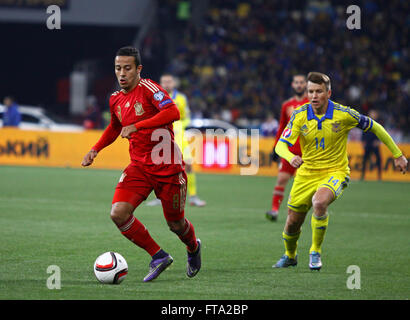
[81,47,201,282]
[266,74,309,221]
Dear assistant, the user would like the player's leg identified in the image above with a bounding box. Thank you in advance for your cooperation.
[186,163,206,207]
[182,135,206,207]
[360,149,370,180]
[274,173,314,268]
[111,199,161,257]
[112,165,173,282]
[374,148,382,180]
[275,208,307,267]
[266,158,295,221]
[156,171,201,277]
[309,172,349,270]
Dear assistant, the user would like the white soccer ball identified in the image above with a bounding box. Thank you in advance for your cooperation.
[94,252,128,284]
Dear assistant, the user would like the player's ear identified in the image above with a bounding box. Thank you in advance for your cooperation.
[136,65,143,73]
[327,89,332,99]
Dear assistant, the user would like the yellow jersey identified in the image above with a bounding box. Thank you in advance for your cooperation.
[171,90,191,152]
[171,90,190,135]
[279,100,373,173]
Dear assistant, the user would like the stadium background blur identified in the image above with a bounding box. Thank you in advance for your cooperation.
[1,0,410,302]
[0,0,409,180]
[1,0,409,138]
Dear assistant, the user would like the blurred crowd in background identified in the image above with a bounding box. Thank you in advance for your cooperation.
[1,0,409,141]
[152,0,409,140]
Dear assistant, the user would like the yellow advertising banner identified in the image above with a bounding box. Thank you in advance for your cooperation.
[0,128,129,170]
[0,128,409,182]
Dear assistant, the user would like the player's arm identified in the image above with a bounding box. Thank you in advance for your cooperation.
[274,112,303,168]
[367,120,407,173]
[82,101,122,167]
[273,102,288,148]
[275,140,303,168]
[120,105,180,139]
[270,103,288,161]
[121,81,181,139]
[355,112,407,173]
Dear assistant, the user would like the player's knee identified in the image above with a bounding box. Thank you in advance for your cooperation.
[110,203,132,226]
[312,198,328,215]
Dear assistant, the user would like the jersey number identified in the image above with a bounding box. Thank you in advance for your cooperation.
[315,137,325,150]
[328,176,339,187]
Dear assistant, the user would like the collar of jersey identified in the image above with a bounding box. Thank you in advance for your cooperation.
[307,100,334,129]
[171,90,178,100]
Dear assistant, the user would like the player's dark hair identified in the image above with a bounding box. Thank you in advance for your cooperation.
[307,72,331,91]
[116,46,141,67]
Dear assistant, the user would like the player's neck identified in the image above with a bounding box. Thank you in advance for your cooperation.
[294,93,307,101]
[313,100,329,115]
[122,77,141,94]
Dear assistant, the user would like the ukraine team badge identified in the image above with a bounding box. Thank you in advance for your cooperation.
[332,121,341,133]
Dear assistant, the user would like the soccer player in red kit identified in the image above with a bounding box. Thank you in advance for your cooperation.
[266,74,309,221]
[81,47,201,282]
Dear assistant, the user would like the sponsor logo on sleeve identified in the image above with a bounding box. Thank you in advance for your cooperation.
[159,99,172,108]
[282,128,292,138]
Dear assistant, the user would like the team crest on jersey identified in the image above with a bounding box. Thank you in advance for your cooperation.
[300,124,309,136]
[332,121,342,133]
[282,128,292,138]
[134,101,145,116]
[153,91,165,101]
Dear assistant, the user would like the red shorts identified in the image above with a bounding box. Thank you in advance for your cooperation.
[279,158,297,175]
[112,164,187,222]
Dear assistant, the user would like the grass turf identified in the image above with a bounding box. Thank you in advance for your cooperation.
[0,165,409,300]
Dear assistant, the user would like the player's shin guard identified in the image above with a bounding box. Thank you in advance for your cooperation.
[178,218,198,253]
[187,173,197,197]
[282,230,301,259]
[272,186,285,211]
[309,213,329,254]
[118,215,161,256]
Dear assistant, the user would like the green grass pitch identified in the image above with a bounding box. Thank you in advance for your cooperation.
[0,165,409,300]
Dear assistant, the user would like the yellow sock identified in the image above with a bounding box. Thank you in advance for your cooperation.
[187,173,197,197]
[310,213,329,254]
[282,230,301,259]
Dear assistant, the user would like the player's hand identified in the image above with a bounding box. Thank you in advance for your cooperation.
[81,149,98,167]
[120,124,137,139]
[290,155,303,168]
[394,155,408,174]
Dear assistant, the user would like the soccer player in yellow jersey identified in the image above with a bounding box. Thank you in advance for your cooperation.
[146,74,206,207]
[273,72,408,270]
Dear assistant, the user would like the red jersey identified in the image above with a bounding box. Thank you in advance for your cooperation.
[274,96,309,155]
[94,78,184,176]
